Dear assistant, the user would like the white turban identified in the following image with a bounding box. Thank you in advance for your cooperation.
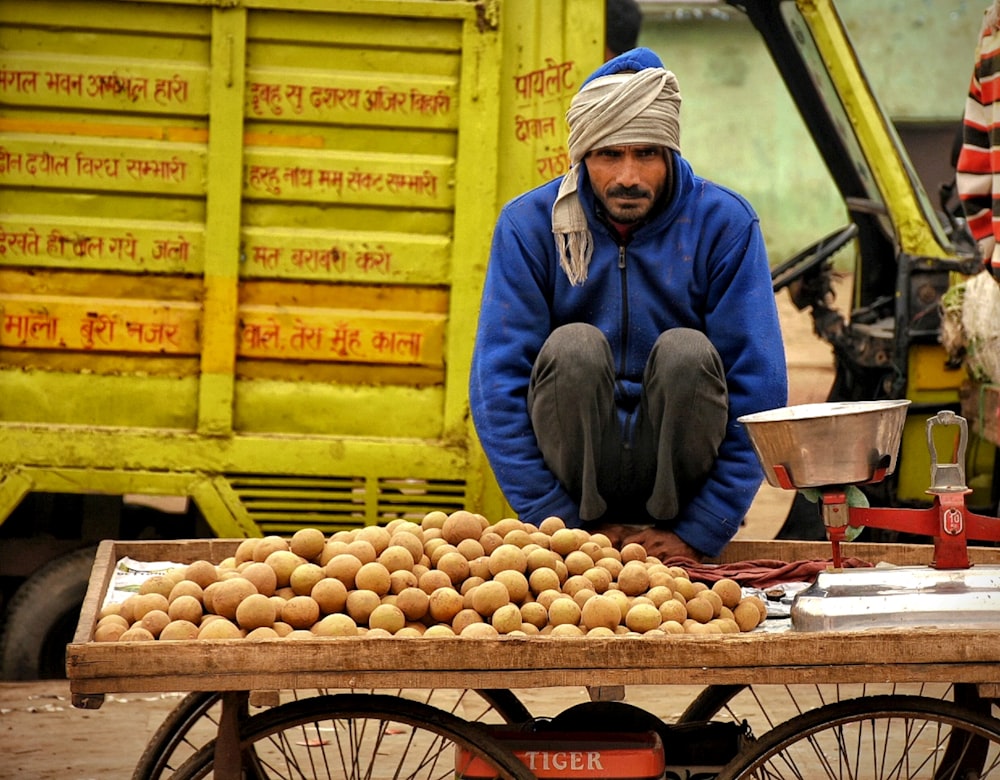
[551,67,681,285]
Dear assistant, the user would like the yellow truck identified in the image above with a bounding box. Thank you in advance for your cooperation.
[0,0,603,678]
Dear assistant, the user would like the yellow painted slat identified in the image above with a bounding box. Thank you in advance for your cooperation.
[244,147,452,209]
[0,52,209,116]
[0,0,211,36]
[0,134,207,196]
[237,305,444,367]
[0,118,210,143]
[0,370,200,426]
[0,213,204,273]
[235,361,443,387]
[0,268,201,299]
[240,227,449,284]
[233,381,444,437]
[245,6,465,53]
[238,280,448,312]
[245,68,458,130]
[0,293,201,354]
[0,351,199,378]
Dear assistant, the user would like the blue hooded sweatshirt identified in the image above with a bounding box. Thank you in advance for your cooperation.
[469,51,788,557]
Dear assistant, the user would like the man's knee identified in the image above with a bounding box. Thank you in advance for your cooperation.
[536,323,613,382]
[648,328,723,378]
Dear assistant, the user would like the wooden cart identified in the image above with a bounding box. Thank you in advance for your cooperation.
[67,538,1000,779]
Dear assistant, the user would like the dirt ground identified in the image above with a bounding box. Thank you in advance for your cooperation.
[0,288,838,779]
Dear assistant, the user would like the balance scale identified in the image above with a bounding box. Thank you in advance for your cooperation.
[739,402,1000,631]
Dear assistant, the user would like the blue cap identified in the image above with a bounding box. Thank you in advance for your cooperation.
[582,47,665,87]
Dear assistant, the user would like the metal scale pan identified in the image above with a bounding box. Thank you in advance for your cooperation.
[738,399,910,490]
[739,401,1000,631]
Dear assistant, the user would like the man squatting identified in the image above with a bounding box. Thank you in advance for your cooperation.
[469,48,788,561]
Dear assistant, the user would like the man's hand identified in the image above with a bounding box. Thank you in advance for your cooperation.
[620,527,704,562]
[590,523,631,548]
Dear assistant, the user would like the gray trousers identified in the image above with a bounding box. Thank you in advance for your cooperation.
[527,323,728,524]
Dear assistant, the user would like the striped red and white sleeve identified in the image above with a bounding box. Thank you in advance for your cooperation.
[957,6,1000,279]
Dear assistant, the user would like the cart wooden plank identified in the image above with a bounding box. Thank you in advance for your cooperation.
[66,629,1000,694]
[66,538,1000,699]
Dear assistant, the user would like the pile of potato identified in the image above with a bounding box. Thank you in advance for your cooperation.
[94,511,767,641]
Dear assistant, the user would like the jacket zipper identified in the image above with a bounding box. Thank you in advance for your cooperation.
[618,243,629,372]
[617,243,634,448]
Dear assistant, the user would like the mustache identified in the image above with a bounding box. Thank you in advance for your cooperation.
[606,185,652,199]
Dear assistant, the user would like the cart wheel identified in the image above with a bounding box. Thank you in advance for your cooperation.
[677,682,961,734]
[716,694,1000,779]
[132,691,235,780]
[168,692,533,780]
[133,688,530,780]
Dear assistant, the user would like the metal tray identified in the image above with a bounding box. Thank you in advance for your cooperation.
[791,564,1000,631]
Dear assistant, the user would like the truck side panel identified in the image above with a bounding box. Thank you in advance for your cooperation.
[0,0,602,534]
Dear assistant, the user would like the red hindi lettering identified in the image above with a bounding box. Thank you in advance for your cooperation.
[80,314,116,349]
[0,68,39,93]
[284,83,305,114]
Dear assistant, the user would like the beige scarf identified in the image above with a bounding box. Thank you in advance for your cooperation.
[551,67,682,285]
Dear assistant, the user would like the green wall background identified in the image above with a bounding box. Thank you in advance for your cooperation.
[635,1,986,261]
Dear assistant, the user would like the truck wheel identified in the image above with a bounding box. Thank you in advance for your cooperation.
[0,546,97,680]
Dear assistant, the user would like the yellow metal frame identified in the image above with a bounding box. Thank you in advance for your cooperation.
[798,0,951,261]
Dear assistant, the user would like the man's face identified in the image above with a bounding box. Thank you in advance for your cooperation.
[583,144,668,224]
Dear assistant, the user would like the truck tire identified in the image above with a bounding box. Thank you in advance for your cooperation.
[0,546,97,680]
